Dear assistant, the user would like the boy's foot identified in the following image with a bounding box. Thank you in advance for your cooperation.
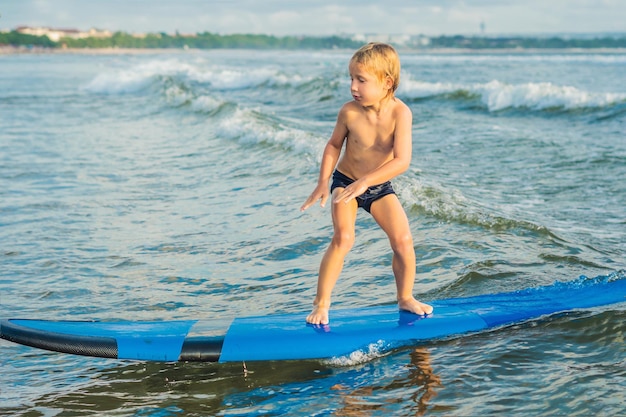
[306,304,330,325]
[398,297,433,316]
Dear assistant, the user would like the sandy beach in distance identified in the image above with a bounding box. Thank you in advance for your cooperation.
[0,45,193,55]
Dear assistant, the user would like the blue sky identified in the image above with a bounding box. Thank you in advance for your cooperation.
[2,0,625,36]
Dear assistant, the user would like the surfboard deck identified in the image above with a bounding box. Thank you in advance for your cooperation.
[2,274,625,363]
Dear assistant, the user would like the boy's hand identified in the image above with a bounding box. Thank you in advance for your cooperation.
[300,184,329,211]
[333,179,367,205]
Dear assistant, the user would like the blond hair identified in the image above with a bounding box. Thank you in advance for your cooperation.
[350,42,401,95]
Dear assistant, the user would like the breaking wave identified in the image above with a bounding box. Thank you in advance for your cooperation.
[396,178,555,236]
[82,58,312,95]
[400,78,626,112]
[81,58,328,156]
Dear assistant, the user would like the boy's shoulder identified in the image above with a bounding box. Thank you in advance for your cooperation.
[336,100,362,120]
[391,97,411,114]
[340,100,361,111]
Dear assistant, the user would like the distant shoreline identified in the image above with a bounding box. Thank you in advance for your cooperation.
[0,46,190,55]
[2,45,626,55]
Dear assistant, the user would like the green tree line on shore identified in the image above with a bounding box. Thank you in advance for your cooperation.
[1,30,625,50]
[0,30,362,49]
[0,30,57,47]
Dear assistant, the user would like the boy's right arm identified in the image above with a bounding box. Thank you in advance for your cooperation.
[300,142,339,211]
[300,108,348,211]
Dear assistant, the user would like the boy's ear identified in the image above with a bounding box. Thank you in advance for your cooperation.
[385,75,394,90]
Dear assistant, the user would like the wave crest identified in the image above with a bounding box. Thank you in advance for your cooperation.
[83,59,311,95]
[400,78,626,112]
[398,178,551,235]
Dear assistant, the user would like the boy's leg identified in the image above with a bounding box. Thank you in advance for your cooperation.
[307,189,358,325]
[370,195,433,315]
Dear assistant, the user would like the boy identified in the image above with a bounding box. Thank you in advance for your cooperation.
[301,43,433,325]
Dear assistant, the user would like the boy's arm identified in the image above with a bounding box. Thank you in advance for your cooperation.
[300,108,349,211]
[334,104,412,204]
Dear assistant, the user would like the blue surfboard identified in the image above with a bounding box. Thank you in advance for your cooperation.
[2,273,625,363]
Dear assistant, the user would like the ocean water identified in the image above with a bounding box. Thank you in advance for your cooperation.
[1,48,625,416]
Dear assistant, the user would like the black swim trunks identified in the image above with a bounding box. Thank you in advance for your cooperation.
[330,170,396,213]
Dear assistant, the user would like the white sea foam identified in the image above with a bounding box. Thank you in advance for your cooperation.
[394,176,548,233]
[83,60,198,94]
[395,177,474,222]
[190,95,224,113]
[215,107,326,156]
[477,80,626,111]
[197,68,308,90]
[400,77,626,112]
[83,59,310,94]
[398,79,459,99]
[164,84,193,106]
[323,340,390,366]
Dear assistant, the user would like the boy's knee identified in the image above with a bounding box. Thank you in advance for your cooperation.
[332,231,355,252]
[390,233,413,253]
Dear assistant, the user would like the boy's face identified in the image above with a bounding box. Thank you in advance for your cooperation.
[349,62,392,107]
